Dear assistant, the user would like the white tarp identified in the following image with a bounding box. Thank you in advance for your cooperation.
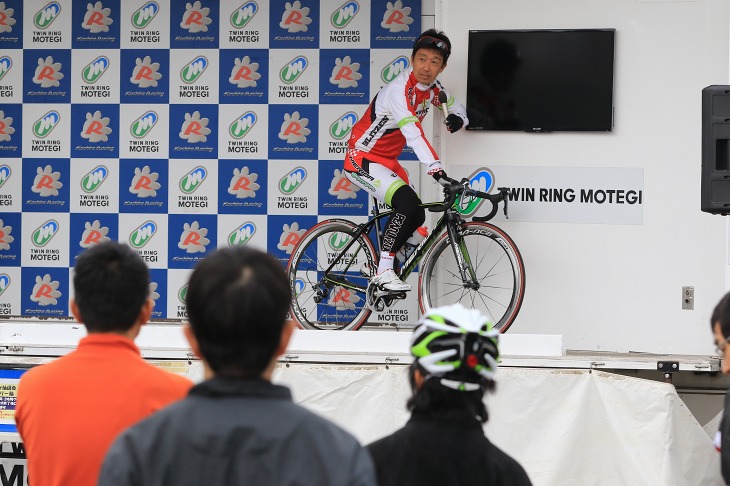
[274,366,723,486]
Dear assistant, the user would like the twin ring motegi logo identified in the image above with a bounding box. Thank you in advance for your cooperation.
[129,111,160,153]
[179,56,210,99]
[381,56,409,84]
[229,111,256,139]
[131,111,158,139]
[230,1,258,30]
[277,167,309,210]
[80,165,108,193]
[0,273,9,298]
[32,219,59,247]
[331,1,360,30]
[131,2,160,30]
[279,167,306,195]
[228,221,256,247]
[129,220,158,249]
[34,2,62,30]
[80,56,111,98]
[279,56,309,99]
[455,168,495,216]
[0,164,11,190]
[0,56,12,83]
[179,166,207,194]
[33,110,60,139]
[81,55,110,83]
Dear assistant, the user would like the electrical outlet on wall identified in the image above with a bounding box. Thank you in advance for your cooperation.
[682,286,694,310]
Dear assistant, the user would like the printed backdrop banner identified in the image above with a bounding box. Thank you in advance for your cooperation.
[0,0,422,320]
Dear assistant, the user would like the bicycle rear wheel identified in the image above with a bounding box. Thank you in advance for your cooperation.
[287,219,377,330]
[418,222,525,332]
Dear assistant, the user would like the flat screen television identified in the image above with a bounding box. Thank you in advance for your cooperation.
[465,29,615,132]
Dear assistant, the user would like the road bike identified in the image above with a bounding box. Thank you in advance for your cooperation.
[286,175,525,332]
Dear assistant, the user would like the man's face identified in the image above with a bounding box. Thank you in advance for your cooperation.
[713,321,730,374]
[411,48,446,85]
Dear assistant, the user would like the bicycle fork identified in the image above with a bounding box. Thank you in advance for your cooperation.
[445,212,480,290]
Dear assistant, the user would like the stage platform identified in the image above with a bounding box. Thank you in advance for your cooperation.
[0,319,719,375]
[0,318,725,485]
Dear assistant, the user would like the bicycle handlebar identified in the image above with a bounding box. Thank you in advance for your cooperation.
[427,176,510,221]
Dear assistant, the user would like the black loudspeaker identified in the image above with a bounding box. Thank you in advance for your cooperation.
[702,85,730,215]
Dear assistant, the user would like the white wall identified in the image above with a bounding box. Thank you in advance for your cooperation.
[436,0,730,354]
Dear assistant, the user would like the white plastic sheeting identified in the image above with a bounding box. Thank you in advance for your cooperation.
[274,365,724,486]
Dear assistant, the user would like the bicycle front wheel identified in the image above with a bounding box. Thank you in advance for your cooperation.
[418,222,525,332]
[287,219,377,330]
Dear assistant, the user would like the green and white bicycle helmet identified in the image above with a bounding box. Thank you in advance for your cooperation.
[411,304,500,392]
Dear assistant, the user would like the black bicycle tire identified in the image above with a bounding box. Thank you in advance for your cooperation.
[287,219,377,331]
[417,222,525,333]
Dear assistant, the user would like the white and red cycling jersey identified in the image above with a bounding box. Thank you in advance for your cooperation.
[345,66,467,177]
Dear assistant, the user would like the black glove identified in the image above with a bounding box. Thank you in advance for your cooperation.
[430,169,450,186]
[445,114,464,133]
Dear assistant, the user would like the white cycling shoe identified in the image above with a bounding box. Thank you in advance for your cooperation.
[369,269,411,292]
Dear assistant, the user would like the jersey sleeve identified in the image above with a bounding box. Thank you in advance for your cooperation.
[381,82,442,171]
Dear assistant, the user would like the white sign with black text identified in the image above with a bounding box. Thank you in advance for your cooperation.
[451,165,644,225]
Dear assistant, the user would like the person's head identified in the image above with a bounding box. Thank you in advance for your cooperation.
[712,292,730,374]
[407,304,499,423]
[72,241,151,334]
[184,247,293,379]
[411,29,451,85]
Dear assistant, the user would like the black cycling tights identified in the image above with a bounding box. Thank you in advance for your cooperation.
[381,185,425,255]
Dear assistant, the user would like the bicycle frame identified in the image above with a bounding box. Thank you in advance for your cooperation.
[320,196,479,294]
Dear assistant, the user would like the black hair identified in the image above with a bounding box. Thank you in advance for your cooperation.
[73,241,150,333]
[712,292,730,337]
[405,362,496,423]
[185,247,291,377]
[412,29,452,64]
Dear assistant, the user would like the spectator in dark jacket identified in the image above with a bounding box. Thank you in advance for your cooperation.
[712,292,730,484]
[367,303,532,486]
[99,246,376,486]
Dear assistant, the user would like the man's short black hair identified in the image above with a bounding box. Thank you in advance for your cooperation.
[712,292,730,337]
[185,247,291,377]
[412,29,452,64]
[73,241,150,333]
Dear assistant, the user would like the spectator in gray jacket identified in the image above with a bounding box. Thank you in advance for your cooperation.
[99,246,376,486]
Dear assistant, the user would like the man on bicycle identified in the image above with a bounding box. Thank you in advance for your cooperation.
[343,29,468,293]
